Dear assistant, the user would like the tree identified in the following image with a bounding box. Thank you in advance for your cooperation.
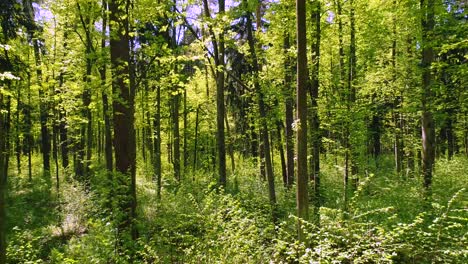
[108,0,138,239]
[244,0,276,205]
[309,0,321,211]
[296,0,309,242]
[421,0,436,192]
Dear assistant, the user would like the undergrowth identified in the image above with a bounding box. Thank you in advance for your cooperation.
[5,155,468,263]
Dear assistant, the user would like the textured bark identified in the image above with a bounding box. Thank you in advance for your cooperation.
[309,0,321,209]
[421,0,436,191]
[283,35,294,186]
[296,0,309,241]
[109,0,137,239]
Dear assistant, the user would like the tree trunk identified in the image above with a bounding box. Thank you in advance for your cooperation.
[310,0,321,209]
[276,121,287,187]
[283,34,294,186]
[421,0,436,192]
[100,0,113,173]
[216,0,227,187]
[0,101,5,261]
[109,0,138,240]
[245,1,276,205]
[172,87,181,181]
[193,105,200,175]
[296,0,309,241]
[154,85,162,199]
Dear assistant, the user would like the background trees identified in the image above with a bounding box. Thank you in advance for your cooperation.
[0,0,467,263]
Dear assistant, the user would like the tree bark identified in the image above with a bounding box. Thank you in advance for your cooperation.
[296,0,309,241]
[109,0,138,239]
[421,0,436,192]
[283,34,294,186]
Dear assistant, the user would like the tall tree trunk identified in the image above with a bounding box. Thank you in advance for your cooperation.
[296,0,309,241]
[392,0,404,176]
[421,0,436,192]
[310,0,321,210]
[283,34,294,186]
[193,105,200,175]
[109,0,137,240]
[172,87,181,181]
[348,0,358,182]
[100,0,113,172]
[0,95,6,263]
[76,3,94,181]
[154,85,162,199]
[336,0,349,193]
[26,63,33,180]
[183,89,188,172]
[245,1,276,205]
[217,0,227,187]
[203,0,226,187]
[58,34,69,171]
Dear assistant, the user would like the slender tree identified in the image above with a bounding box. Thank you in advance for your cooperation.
[296,0,309,242]
[309,0,321,210]
[421,0,436,192]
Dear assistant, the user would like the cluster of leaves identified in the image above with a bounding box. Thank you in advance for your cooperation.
[272,187,467,263]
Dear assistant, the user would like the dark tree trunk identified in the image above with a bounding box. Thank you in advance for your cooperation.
[276,121,287,187]
[31,38,51,177]
[421,0,436,192]
[172,87,181,181]
[296,0,309,241]
[283,34,294,186]
[0,97,5,262]
[203,0,226,187]
[109,0,137,240]
[100,0,113,173]
[193,106,200,175]
[15,81,21,175]
[216,0,227,187]
[309,0,321,210]
[26,68,33,180]
[336,0,349,193]
[183,89,188,172]
[348,0,358,183]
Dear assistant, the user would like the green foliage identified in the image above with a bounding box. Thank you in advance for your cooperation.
[272,187,467,263]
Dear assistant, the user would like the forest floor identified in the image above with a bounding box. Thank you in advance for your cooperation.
[5,154,468,263]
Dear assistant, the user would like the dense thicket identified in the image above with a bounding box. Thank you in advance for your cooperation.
[0,0,467,263]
